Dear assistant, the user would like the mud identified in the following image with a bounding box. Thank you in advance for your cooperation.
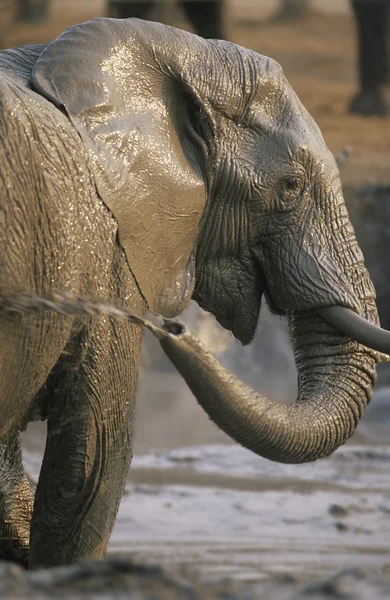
[1,557,390,599]
[17,441,390,597]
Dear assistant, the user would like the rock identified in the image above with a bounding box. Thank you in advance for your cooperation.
[328,504,348,518]
[335,521,349,533]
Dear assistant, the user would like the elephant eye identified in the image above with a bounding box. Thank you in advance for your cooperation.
[286,178,300,191]
[280,176,304,201]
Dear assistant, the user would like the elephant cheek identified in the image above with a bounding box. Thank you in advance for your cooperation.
[255,239,360,315]
[194,257,264,346]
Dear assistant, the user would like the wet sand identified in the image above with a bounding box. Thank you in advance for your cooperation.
[122,444,390,583]
[22,440,390,592]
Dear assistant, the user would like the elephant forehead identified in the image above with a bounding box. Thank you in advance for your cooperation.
[244,71,330,161]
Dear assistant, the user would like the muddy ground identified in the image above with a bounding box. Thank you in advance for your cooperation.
[2,1,390,597]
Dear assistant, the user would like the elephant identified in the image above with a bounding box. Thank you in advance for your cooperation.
[1,17,390,570]
[106,0,224,40]
[0,0,16,49]
[0,0,49,50]
[274,0,310,21]
[349,0,390,116]
[16,0,50,23]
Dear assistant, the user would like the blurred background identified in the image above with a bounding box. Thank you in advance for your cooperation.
[1,0,390,453]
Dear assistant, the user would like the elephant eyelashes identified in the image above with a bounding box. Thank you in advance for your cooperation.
[285,178,301,192]
[280,176,304,204]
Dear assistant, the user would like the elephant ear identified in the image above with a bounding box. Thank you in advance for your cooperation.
[32,18,207,317]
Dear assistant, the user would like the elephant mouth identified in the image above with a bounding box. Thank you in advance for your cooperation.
[263,287,286,317]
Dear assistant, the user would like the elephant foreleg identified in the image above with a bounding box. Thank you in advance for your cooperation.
[0,428,33,567]
[28,318,142,568]
[106,1,154,19]
[180,0,224,40]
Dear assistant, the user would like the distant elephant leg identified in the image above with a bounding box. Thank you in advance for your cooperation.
[17,0,50,23]
[180,0,224,39]
[29,317,143,568]
[349,0,390,116]
[0,428,33,567]
[106,1,154,19]
[274,0,310,21]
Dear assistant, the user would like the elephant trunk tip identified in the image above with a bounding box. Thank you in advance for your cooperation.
[162,319,186,336]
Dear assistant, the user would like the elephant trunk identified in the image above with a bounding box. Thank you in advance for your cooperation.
[157,309,376,464]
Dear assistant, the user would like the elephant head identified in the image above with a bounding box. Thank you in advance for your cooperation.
[32,18,390,463]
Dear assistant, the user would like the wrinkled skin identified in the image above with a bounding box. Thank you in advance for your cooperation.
[345,185,390,332]
[345,184,390,387]
[0,39,146,568]
[0,18,383,569]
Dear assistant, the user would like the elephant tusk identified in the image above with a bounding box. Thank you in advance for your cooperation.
[318,305,390,359]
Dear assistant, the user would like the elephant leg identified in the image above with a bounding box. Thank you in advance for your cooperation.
[17,0,50,23]
[349,0,390,116]
[0,428,34,567]
[275,0,310,21]
[28,317,142,568]
[106,1,154,19]
[180,0,224,39]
